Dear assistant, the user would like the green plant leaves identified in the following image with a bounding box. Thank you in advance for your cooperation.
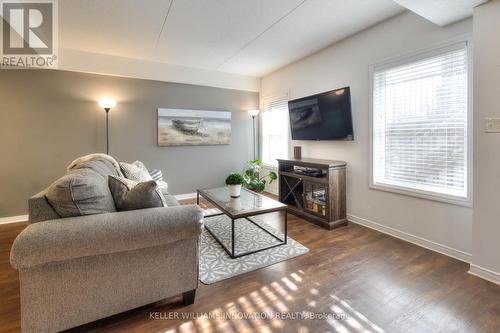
[242,159,276,192]
[225,172,245,185]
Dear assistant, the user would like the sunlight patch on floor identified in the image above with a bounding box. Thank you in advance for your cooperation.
[270,281,293,301]
[260,285,289,312]
[225,301,253,332]
[291,272,302,282]
[237,296,271,333]
[159,270,387,333]
[330,294,385,333]
[281,277,298,291]
[249,291,284,329]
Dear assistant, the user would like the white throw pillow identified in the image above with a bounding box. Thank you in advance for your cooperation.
[149,169,168,190]
[120,161,153,182]
[149,169,163,182]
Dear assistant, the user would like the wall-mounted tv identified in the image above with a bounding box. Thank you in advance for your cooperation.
[288,87,353,141]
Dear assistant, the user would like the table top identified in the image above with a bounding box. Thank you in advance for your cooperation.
[197,187,287,219]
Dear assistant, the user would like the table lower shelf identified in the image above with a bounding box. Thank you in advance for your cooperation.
[203,213,287,259]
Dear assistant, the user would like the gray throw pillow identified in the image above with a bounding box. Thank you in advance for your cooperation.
[46,169,117,217]
[108,175,167,211]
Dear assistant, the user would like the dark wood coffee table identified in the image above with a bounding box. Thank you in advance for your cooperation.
[197,187,288,259]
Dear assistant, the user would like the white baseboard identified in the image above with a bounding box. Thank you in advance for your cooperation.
[468,264,500,286]
[174,193,197,201]
[0,214,28,225]
[347,213,472,263]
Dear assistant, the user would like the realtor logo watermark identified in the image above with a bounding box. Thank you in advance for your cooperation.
[1,0,58,68]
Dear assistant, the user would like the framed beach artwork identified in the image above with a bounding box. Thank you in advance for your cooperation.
[157,108,231,146]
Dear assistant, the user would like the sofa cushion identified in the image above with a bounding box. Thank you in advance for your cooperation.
[109,175,167,211]
[46,169,117,217]
[28,190,61,223]
[68,153,123,178]
[120,161,153,182]
[161,188,180,206]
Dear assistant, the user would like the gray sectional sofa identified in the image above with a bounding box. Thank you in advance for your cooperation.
[10,154,204,333]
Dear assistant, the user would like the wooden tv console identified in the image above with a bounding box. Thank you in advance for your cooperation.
[277,158,347,230]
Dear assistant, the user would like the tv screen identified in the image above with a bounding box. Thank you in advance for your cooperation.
[288,87,353,141]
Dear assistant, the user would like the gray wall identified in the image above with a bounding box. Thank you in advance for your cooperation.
[0,69,259,217]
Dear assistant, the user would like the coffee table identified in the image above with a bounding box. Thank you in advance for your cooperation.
[197,187,288,259]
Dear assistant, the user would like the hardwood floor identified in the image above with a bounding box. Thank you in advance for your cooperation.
[1,198,499,333]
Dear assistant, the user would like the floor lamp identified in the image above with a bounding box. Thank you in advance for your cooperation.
[248,109,260,160]
[98,98,116,155]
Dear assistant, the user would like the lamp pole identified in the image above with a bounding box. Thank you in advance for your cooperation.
[247,110,260,161]
[105,108,110,155]
[98,99,116,155]
[252,115,256,160]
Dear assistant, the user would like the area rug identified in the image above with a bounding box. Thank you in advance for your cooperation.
[199,214,309,284]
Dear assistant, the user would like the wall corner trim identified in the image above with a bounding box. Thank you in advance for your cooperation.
[468,264,500,286]
[347,213,472,263]
[0,215,29,225]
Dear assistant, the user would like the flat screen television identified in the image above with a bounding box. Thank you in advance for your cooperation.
[288,87,353,141]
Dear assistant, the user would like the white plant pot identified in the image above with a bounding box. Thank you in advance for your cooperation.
[228,184,242,198]
[229,197,242,210]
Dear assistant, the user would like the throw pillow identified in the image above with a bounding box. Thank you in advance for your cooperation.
[149,169,163,182]
[120,161,153,182]
[46,169,117,217]
[108,175,167,211]
[149,168,168,190]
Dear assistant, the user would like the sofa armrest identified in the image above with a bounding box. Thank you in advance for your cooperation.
[10,205,203,269]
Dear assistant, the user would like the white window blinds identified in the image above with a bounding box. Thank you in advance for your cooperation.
[372,42,469,201]
[261,93,289,166]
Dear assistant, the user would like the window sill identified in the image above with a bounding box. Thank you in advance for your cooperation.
[369,182,472,208]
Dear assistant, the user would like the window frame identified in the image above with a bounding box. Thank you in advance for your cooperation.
[259,92,290,169]
[369,37,473,207]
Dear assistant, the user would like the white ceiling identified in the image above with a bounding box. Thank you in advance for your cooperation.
[59,0,405,77]
[59,0,485,79]
[393,0,488,26]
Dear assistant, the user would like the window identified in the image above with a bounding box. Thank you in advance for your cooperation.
[261,93,289,166]
[371,41,471,205]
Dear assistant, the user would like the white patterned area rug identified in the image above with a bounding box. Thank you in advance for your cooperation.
[199,214,309,284]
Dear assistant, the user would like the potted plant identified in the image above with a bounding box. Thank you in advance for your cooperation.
[243,159,277,193]
[225,172,245,198]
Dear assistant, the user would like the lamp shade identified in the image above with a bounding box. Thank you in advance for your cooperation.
[98,98,116,110]
[247,109,260,117]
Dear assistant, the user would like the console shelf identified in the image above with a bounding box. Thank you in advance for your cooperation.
[277,158,347,230]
